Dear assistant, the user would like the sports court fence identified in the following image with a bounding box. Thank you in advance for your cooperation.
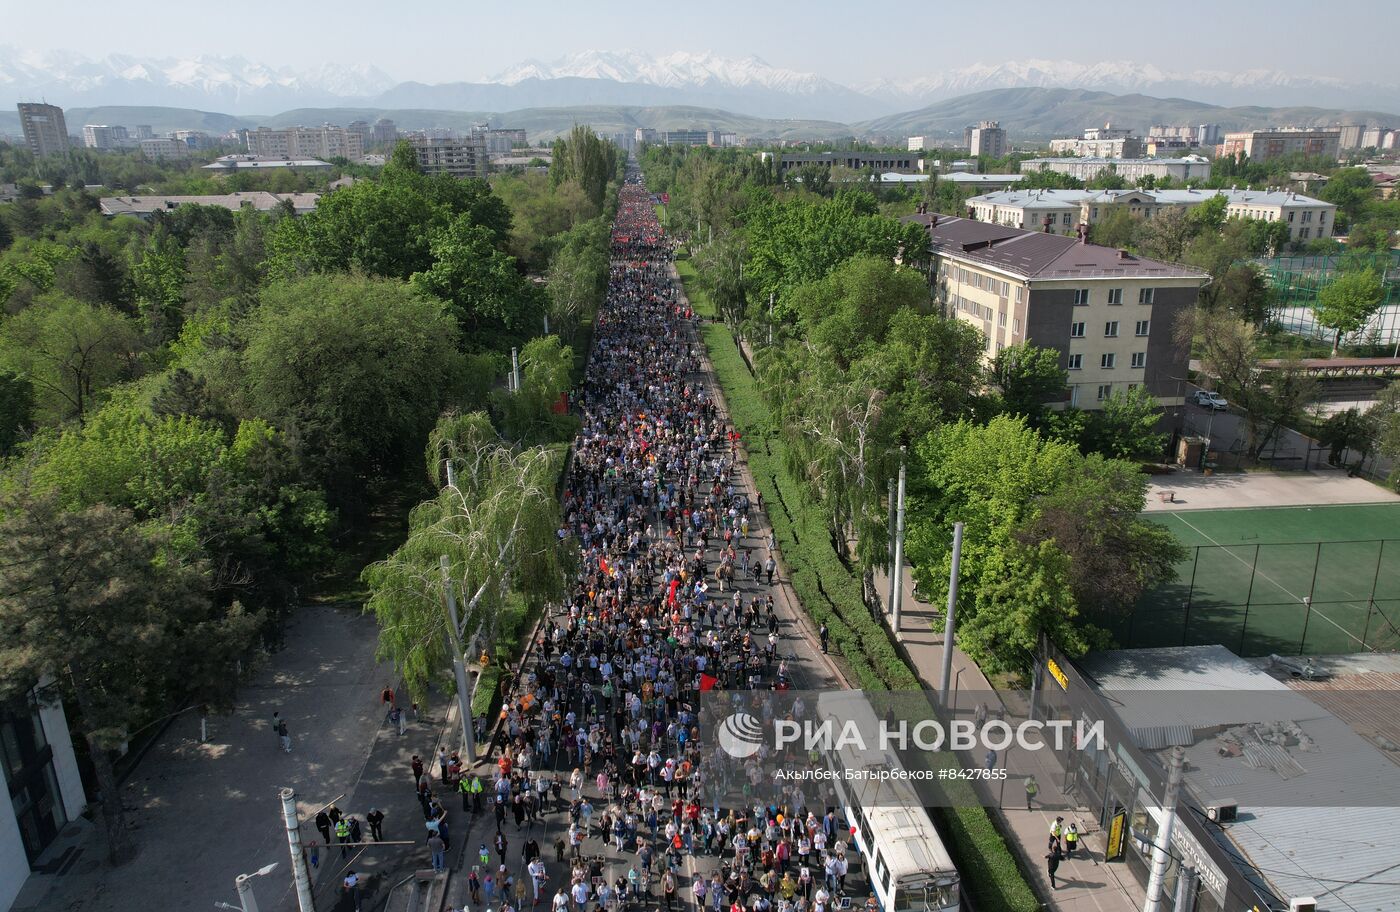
[1111,538,1400,656]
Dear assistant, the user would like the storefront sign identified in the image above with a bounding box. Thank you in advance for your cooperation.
[1171,827,1228,904]
[1106,811,1126,861]
[1047,658,1069,691]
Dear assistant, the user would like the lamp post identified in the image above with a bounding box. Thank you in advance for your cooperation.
[216,863,279,912]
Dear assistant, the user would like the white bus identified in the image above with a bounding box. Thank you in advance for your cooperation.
[816,692,961,912]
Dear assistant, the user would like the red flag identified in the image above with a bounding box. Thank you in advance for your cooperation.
[667,578,680,606]
[699,674,719,692]
[599,556,611,577]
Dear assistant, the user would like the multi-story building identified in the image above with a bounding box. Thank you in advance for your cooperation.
[246,125,364,161]
[635,128,659,146]
[969,186,1336,243]
[969,121,1007,158]
[347,120,371,147]
[1360,127,1395,150]
[661,130,709,147]
[905,212,1208,409]
[1337,124,1366,149]
[1049,124,1144,159]
[202,154,332,174]
[1020,155,1212,183]
[775,151,920,175]
[471,127,528,153]
[171,130,214,150]
[1219,128,1341,162]
[907,136,928,152]
[2,682,88,912]
[17,103,70,157]
[1196,123,1222,146]
[139,138,190,161]
[706,132,738,148]
[408,137,487,179]
[370,119,398,148]
[133,124,154,140]
[82,124,120,149]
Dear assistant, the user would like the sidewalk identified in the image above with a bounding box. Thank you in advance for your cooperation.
[11,604,451,912]
[873,567,1146,912]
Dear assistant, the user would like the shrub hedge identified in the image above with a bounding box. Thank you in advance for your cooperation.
[700,322,1039,912]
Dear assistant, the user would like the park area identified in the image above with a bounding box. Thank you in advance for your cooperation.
[1109,503,1400,657]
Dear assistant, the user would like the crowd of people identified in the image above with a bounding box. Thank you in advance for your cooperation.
[450,171,862,912]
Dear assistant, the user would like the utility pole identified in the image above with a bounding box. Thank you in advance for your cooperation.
[441,555,477,764]
[886,478,897,616]
[768,292,774,346]
[939,521,964,705]
[234,873,260,912]
[1143,746,1186,912]
[1172,866,1197,912]
[890,447,908,633]
[544,313,550,335]
[280,788,316,912]
[511,347,521,394]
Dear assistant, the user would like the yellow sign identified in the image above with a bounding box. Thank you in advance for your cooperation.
[1047,658,1069,692]
[1106,811,1126,861]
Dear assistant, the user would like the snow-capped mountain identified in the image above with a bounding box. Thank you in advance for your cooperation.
[861,59,1396,112]
[0,47,394,111]
[489,50,837,96]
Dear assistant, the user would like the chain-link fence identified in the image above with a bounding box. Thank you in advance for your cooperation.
[1260,251,1400,345]
[1111,539,1400,656]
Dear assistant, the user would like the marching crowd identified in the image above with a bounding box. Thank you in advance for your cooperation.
[438,171,863,912]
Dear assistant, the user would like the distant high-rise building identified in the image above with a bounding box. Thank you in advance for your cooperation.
[347,120,371,145]
[635,128,658,146]
[246,125,363,161]
[969,121,1007,158]
[907,136,928,152]
[471,126,528,153]
[18,102,70,157]
[661,130,708,147]
[83,124,118,149]
[133,124,154,140]
[140,138,190,161]
[408,136,487,179]
[1195,124,1221,146]
[1220,128,1341,162]
[1337,125,1366,150]
[371,119,398,148]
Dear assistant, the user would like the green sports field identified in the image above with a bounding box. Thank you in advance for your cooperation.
[1113,503,1400,656]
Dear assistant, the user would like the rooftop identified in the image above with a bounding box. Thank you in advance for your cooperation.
[935,172,1025,184]
[969,187,1332,209]
[1024,154,1211,166]
[1082,645,1400,911]
[100,191,321,216]
[904,213,1210,281]
[203,154,331,170]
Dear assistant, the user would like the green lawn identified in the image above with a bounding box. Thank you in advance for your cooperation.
[674,255,716,318]
[1120,504,1400,655]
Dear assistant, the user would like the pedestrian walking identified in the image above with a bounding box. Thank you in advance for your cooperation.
[335,816,352,858]
[1045,843,1063,889]
[315,809,332,845]
[1050,816,1064,851]
[308,840,319,869]
[412,754,425,785]
[819,623,829,653]
[349,816,362,845]
[429,833,447,872]
[277,717,291,753]
[1025,775,1039,810]
[367,808,385,841]
[984,749,997,771]
[344,871,363,912]
[764,555,776,585]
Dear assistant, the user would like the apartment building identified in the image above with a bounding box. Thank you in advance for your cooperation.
[661,130,709,147]
[776,151,920,174]
[1049,124,1144,159]
[1219,128,1341,162]
[1020,155,1212,183]
[907,136,928,152]
[17,103,69,157]
[905,213,1208,409]
[139,138,190,161]
[408,137,488,179]
[245,125,364,161]
[472,127,528,153]
[82,124,129,149]
[969,121,1007,158]
[370,119,398,148]
[970,187,1336,242]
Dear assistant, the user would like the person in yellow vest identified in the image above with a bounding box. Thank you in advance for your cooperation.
[1049,816,1064,852]
[1025,775,1039,811]
[1064,822,1079,858]
[335,817,352,858]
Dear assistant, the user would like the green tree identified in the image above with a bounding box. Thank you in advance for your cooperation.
[1081,386,1167,461]
[1315,268,1385,355]
[494,335,579,445]
[0,490,259,863]
[1369,381,1400,489]
[365,416,568,700]
[241,274,467,496]
[0,369,34,455]
[1088,209,1139,249]
[790,255,930,368]
[0,293,142,423]
[1320,167,1376,229]
[990,343,1068,423]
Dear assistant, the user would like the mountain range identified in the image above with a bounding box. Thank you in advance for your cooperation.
[3,47,1399,123]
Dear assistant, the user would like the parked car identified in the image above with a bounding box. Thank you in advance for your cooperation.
[1192,390,1229,410]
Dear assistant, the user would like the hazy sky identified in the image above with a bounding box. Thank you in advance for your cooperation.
[9,0,1397,85]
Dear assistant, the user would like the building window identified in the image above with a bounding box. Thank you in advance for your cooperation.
[1013,318,1021,333]
[1131,352,1146,368]
[1105,321,1119,337]
[1097,384,1113,401]
[999,312,1007,328]
[1138,288,1155,304]
[1068,354,1083,370]
[1301,227,1311,239]
[1070,321,1086,338]
[1135,319,1150,336]
[1101,353,1116,369]
[1107,288,1123,305]
[1073,288,1090,305]
[1016,286,1025,303]
[1302,211,1313,223]
[1288,211,1296,222]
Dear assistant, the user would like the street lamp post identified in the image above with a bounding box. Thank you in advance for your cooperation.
[216,863,279,912]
